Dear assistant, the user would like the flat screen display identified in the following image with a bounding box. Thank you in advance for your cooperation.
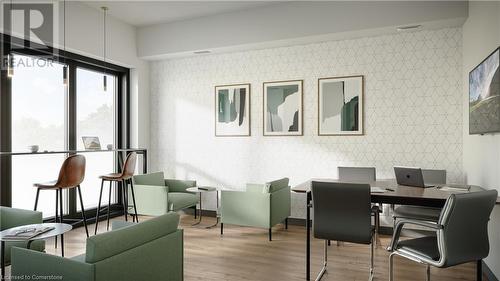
[469,47,500,134]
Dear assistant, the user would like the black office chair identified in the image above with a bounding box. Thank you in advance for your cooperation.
[338,166,380,245]
[392,169,446,227]
[388,189,498,281]
[312,181,375,281]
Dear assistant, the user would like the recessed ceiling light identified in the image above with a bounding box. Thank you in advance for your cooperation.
[194,50,211,54]
[396,25,422,31]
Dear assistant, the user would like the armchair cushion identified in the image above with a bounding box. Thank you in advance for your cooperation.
[86,212,179,263]
[165,179,196,193]
[133,172,165,186]
[266,178,289,193]
[168,193,199,212]
[397,236,440,261]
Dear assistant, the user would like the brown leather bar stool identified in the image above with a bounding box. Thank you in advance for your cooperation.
[33,154,89,256]
[94,152,139,234]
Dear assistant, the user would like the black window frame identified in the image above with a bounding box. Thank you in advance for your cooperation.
[0,33,131,222]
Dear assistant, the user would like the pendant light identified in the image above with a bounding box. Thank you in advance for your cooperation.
[101,6,108,92]
[62,0,68,86]
[7,0,14,78]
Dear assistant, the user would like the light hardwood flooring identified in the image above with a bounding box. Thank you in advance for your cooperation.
[6,214,479,281]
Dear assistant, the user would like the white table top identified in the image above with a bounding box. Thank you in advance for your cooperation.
[0,223,72,242]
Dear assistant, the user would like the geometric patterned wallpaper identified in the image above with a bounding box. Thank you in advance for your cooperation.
[149,28,463,218]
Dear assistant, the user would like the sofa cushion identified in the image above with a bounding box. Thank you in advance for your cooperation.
[168,192,199,211]
[133,172,165,186]
[165,179,196,193]
[266,178,290,193]
[85,212,179,263]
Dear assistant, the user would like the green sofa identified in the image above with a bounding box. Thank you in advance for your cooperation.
[220,178,291,241]
[0,207,45,266]
[132,172,199,216]
[11,212,183,281]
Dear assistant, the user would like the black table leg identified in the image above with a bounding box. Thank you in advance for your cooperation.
[477,260,482,281]
[306,191,311,281]
[61,233,65,257]
[142,150,147,174]
[1,241,5,280]
[193,193,203,226]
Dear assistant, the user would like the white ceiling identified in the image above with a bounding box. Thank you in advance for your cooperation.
[81,1,278,27]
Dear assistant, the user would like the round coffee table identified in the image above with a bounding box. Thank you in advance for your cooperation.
[186,186,220,228]
[0,223,72,278]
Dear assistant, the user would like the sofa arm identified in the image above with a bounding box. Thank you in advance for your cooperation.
[270,186,291,226]
[221,190,271,228]
[130,184,169,216]
[112,221,135,231]
[0,207,42,230]
[11,247,95,281]
[165,179,196,193]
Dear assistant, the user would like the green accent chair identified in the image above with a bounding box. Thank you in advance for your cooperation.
[132,172,199,216]
[220,178,291,241]
[11,212,183,281]
[0,207,45,267]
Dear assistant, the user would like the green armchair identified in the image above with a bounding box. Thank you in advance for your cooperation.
[220,178,291,241]
[11,212,183,281]
[132,172,199,216]
[0,207,45,266]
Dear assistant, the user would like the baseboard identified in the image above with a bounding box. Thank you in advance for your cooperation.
[483,261,499,281]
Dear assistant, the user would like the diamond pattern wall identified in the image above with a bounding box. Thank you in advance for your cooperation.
[149,28,463,218]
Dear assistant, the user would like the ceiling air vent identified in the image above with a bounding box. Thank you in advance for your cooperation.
[396,25,422,32]
[194,50,211,54]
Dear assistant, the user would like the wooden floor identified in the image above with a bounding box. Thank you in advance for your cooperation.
[7,214,478,281]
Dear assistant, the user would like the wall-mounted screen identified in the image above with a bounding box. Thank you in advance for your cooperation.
[469,47,500,134]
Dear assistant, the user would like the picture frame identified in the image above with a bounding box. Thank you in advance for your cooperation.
[215,83,251,137]
[318,75,364,136]
[263,80,303,136]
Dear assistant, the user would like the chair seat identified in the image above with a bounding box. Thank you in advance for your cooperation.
[397,236,440,261]
[33,180,65,189]
[99,173,130,181]
[393,206,441,221]
[168,192,199,212]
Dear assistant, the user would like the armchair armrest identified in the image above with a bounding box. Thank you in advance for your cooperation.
[11,247,94,281]
[221,190,271,228]
[165,179,196,193]
[0,207,42,230]
[130,184,169,216]
[387,219,443,251]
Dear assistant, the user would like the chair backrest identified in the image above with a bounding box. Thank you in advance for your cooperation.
[266,178,290,193]
[422,169,446,185]
[133,172,165,186]
[86,212,180,263]
[121,152,137,179]
[311,181,373,244]
[338,166,376,183]
[56,154,86,188]
[437,189,498,267]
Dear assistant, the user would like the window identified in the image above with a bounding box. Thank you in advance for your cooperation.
[0,34,130,220]
[11,54,66,215]
[77,68,117,210]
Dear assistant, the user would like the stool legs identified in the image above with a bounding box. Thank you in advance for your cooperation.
[94,179,105,235]
[33,188,40,211]
[55,191,58,248]
[77,185,89,237]
[106,180,112,231]
[129,179,139,223]
[121,180,128,222]
[58,188,65,257]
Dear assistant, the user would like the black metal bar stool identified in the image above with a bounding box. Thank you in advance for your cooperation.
[33,154,89,256]
[94,152,139,234]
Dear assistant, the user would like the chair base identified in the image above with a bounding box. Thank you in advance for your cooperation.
[315,238,374,281]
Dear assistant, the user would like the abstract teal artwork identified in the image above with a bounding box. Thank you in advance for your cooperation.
[215,84,250,136]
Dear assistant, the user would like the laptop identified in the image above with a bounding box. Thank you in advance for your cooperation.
[394,166,434,188]
[82,136,101,150]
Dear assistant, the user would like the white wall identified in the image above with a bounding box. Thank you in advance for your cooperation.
[138,1,467,59]
[462,1,500,277]
[150,27,463,218]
